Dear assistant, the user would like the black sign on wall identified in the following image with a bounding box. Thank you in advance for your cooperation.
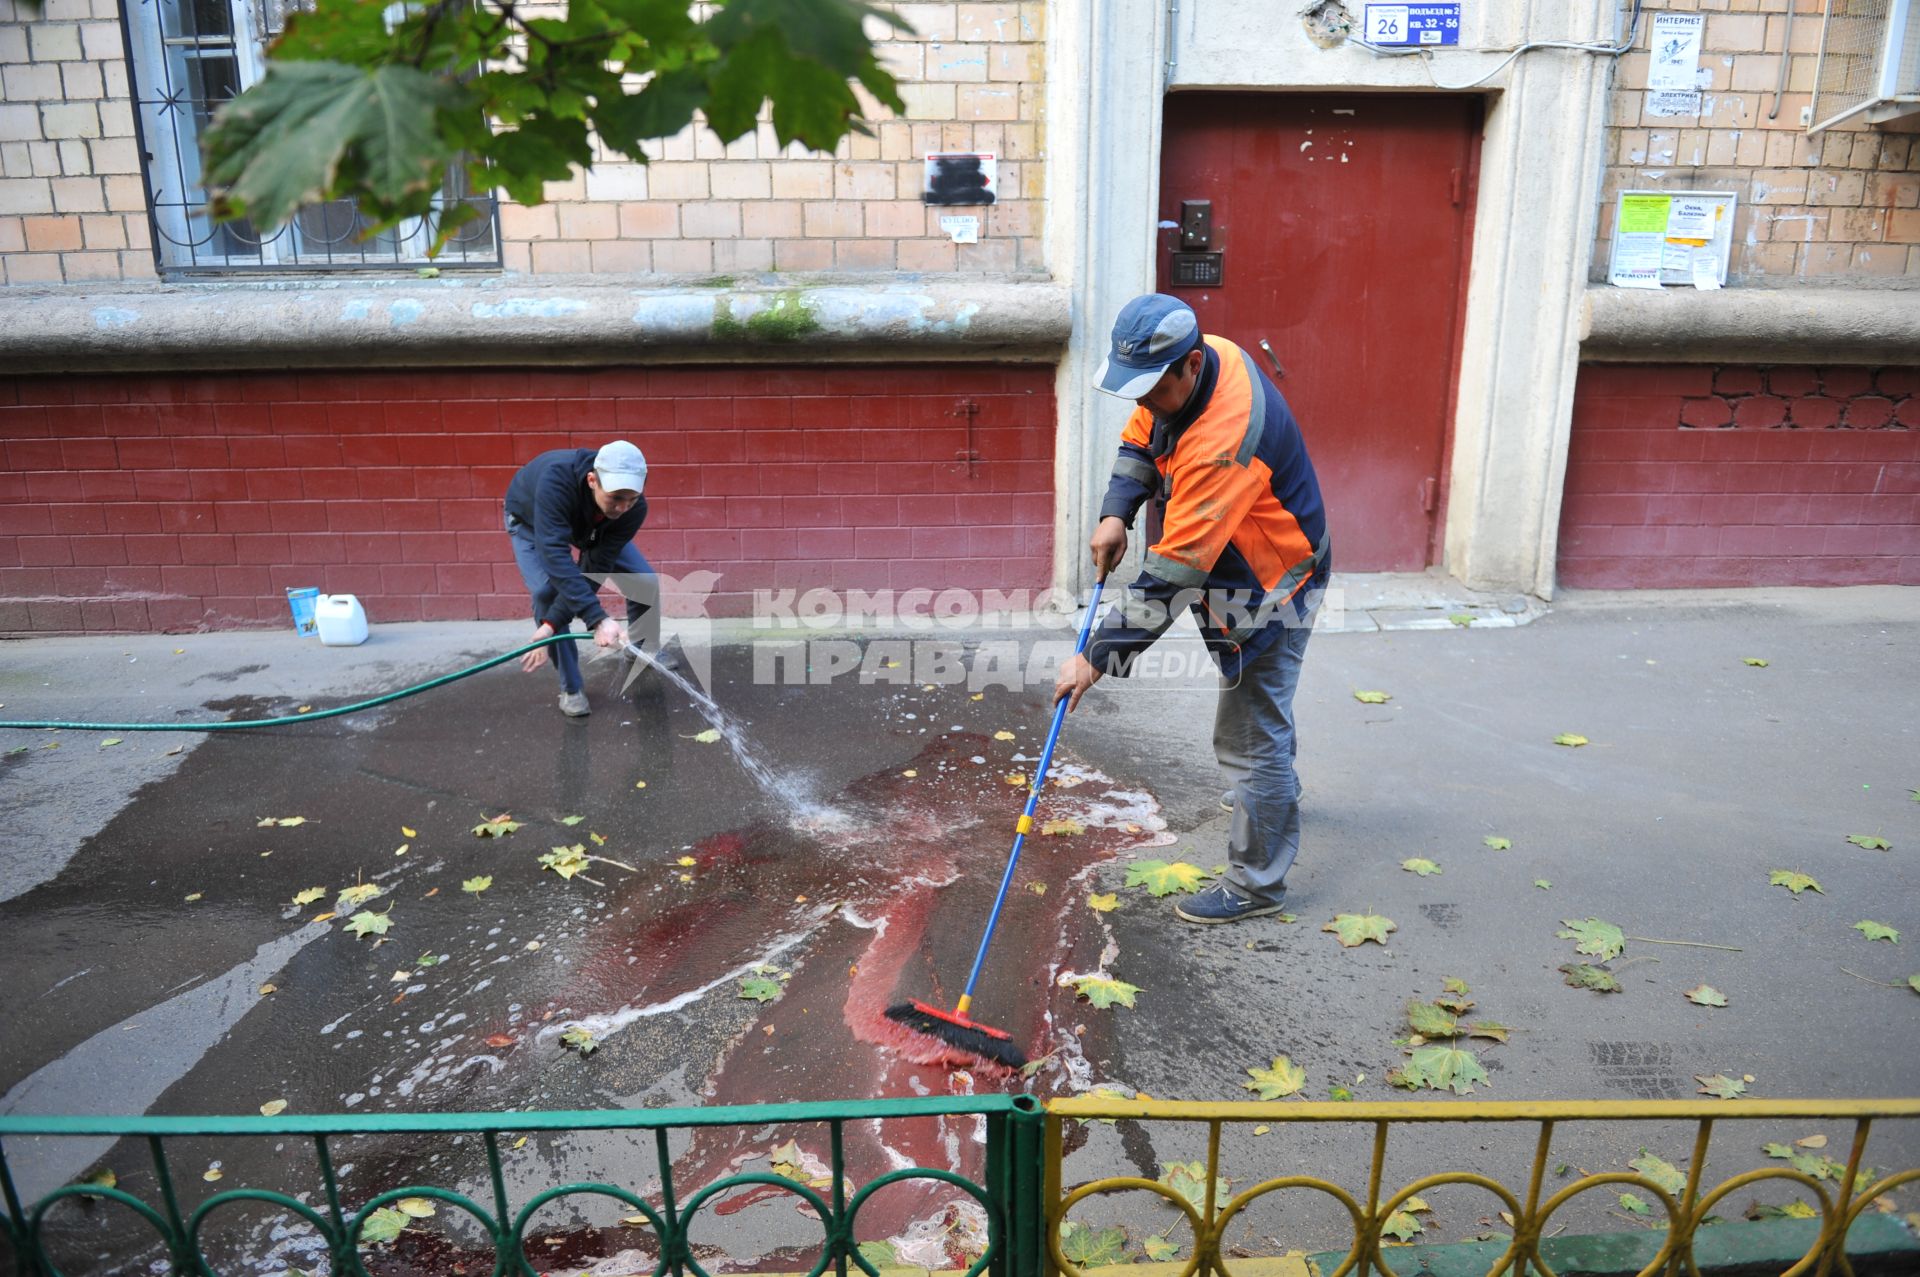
[923,153,997,206]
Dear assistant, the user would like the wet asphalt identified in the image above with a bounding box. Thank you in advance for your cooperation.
[2,590,1917,1272]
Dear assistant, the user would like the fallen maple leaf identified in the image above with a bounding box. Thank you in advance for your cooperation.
[1003,771,1028,787]
[1484,836,1513,850]
[1087,892,1119,912]
[472,816,522,837]
[1243,1054,1305,1098]
[1535,879,1552,890]
[358,1208,407,1247]
[676,855,697,867]
[993,730,1016,741]
[1323,912,1396,947]
[1040,819,1085,836]
[1854,920,1900,944]
[685,728,722,744]
[259,1099,288,1117]
[1124,860,1212,896]
[461,876,491,894]
[1353,690,1392,704]
[395,1198,436,1219]
[1558,917,1625,961]
[336,883,385,911]
[345,910,392,939]
[1696,1074,1747,1100]
[1406,1000,1459,1038]
[1553,734,1589,748]
[1743,658,1770,667]
[1401,857,1442,876]
[1071,974,1141,1009]
[560,1026,598,1055]
[401,826,417,838]
[1560,963,1621,992]
[1768,870,1822,895]
[539,844,588,879]
[484,1034,516,1048]
[99,738,122,748]
[560,815,585,826]
[1845,834,1891,851]
[292,887,326,906]
[1685,985,1729,1007]
[1401,1044,1488,1094]
[738,975,783,1002]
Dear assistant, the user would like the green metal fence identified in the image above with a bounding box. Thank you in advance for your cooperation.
[0,1098,1047,1277]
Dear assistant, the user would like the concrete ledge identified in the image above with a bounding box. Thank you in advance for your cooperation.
[1580,285,1920,366]
[0,274,1072,374]
[1306,1214,1920,1277]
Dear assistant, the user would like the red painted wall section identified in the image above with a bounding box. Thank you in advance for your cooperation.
[0,366,1055,633]
[1559,364,1920,589]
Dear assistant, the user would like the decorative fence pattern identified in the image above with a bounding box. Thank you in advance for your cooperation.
[1044,1098,1920,1277]
[0,1098,1046,1277]
[4,1097,1916,1277]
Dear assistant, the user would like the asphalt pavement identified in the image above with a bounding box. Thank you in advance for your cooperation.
[2,582,1916,1269]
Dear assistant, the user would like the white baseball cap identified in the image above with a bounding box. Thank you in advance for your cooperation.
[594,440,647,494]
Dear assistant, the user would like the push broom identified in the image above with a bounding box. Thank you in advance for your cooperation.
[884,573,1108,1070]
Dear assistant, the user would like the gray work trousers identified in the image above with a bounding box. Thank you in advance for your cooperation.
[1215,617,1314,904]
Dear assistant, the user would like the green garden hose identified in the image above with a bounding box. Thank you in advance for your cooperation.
[0,633,599,734]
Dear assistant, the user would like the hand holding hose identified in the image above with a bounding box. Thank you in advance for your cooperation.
[521,622,556,672]
[1053,563,1110,713]
[1090,516,1128,577]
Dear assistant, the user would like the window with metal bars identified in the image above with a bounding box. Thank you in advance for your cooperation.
[121,0,500,273]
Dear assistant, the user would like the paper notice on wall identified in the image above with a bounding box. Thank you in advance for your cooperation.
[1648,14,1704,91]
[1609,189,1735,289]
[1666,197,1716,241]
[1691,252,1723,291]
[1645,90,1702,117]
[1610,236,1666,289]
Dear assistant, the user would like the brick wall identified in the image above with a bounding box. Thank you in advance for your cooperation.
[0,0,155,285]
[1596,0,1920,284]
[0,0,1045,284]
[1558,363,1920,588]
[0,366,1055,633]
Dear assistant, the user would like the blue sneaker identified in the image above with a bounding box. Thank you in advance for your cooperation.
[1174,883,1288,925]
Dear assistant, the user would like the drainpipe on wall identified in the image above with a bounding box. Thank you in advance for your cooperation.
[1164,0,1179,89]
[1767,1,1795,120]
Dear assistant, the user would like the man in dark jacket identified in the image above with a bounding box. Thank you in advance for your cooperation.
[504,440,658,717]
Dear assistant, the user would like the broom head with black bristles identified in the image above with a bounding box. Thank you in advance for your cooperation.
[883,999,1028,1070]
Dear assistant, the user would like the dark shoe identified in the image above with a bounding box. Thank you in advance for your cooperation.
[1174,883,1288,925]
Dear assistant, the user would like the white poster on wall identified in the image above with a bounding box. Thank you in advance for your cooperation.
[1648,14,1705,92]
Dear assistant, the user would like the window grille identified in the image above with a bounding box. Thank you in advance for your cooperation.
[1809,0,1920,132]
[121,0,500,273]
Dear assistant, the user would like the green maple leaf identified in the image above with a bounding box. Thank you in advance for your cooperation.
[1534,879,1552,890]
[687,728,723,743]
[1435,993,1475,1013]
[1087,892,1119,912]
[292,887,326,906]
[1323,912,1396,947]
[1618,1192,1653,1217]
[1353,690,1392,704]
[344,909,391,939]
[1243,1054,1306,1099]
[1058,1222,1127,1268]
[1406,1000,1458,1038]
[1743,657,1770,667]
[1442,976,1470,995]
[1160,1160,1230,1210]
[1329,1084,1355,1101]
[738,975,782,1002]
[357,1206,409,1247]
[1401,857,1442,877]
[559,815,584,826]
[1560,963,1621,992]
[1768,870,1822,895]
[1401,1044,1489,1094]
[1466,1021,1510,1043]
[1854,920,1899,944]
[75,1167,117,1196]
[856,1241,899,1273]
[1124,860,1212,896]
[539,844,588,879]
[1142,1236,1181,1261]
[1448,613,1474,628]
[1553,733,1589,747]
[1382,1209,1424,1241]
[1685,985,1729,1007]
[203,61,465,232]
[1909,975,1920,995]
[1483,836,1512,850]
[560,1025,598,1055]
[1630,1151,1686,1195]
[336,882,384,911]
[1072,974,1141,1009]
[1845,834,1891,851]
[472,817,522,837]
[461,875,492,894]
[1696,1074,1747,1100]
[1558,917,1625,961]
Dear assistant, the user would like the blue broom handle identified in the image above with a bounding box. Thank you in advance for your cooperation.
[959,574,1108,1005]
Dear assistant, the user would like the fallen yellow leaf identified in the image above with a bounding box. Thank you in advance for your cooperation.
[1004,772,1027,787]
[393,843,409,856]
[901,769,918,778]
[297,705,313,713]
[258,983,277,995]
[184,892,202,902]
[993,731,1016,741]
[970,693,984,701]
[311,912,336,923]
[259,1099,288,1117]
[513,1136,528,1150]
[676,856,697,867]
[203,1168,223,1183]
[402,826,417,838]
[635,779,647,789]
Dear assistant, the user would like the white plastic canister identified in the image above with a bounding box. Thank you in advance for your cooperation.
[314,593,370,646]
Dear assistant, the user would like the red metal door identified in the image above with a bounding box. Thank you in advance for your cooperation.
[1157,93,1480,570]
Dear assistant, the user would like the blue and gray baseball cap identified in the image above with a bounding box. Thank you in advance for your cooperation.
[1094,294,1202,398]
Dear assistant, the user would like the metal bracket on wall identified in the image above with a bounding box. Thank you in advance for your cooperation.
[1258,338,1286,380]
[953,398,982,476]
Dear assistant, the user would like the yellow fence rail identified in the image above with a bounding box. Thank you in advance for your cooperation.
[1042,1099,1920,1277]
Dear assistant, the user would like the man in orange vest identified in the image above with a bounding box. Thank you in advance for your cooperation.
[1057,294,1331,923]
